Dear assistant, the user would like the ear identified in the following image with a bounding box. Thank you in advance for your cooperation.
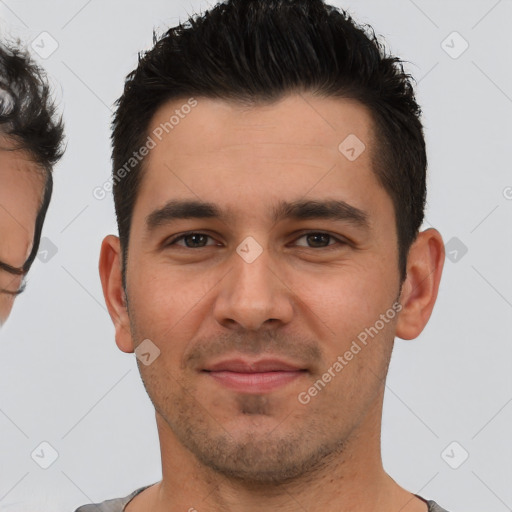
[395,228,445,340]
[98,234,134,353]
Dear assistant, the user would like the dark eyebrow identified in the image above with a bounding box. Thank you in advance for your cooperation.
[0,259,25,276]
[146,200,222,230]
[145,198,370,231]
[271,199,369,228]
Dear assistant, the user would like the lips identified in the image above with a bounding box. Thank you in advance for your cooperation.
[204,358,305,373]
[202,358,307,393]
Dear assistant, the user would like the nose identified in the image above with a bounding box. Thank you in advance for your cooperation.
[213,242,294,331]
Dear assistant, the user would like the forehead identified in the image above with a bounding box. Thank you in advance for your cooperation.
[0,144,45,267]
[131,94,391,231]
[148,94,374,160]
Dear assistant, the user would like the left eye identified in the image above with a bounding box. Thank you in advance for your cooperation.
[167,232,343,249]
[294,232,342,248]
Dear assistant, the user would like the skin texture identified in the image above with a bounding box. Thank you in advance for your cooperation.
[0,142,44,326]
[100,94,445,512]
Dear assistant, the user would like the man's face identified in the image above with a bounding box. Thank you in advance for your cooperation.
[0,144,44,325]
[121,94,404,481]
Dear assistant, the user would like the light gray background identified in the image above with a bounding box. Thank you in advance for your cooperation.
[0,1,511,511]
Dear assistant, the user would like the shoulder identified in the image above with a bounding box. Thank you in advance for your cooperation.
[73,485,151,512]
[427,500,452,512]
[415,494,452,512]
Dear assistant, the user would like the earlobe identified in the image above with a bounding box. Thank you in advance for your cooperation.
[395,228,445,340]
[98,235,135,353]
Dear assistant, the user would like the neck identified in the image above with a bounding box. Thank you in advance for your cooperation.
[130,389,427,512]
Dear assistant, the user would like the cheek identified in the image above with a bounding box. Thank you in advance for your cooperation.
[127,240,398,349]
[127,262,214,344]
[295,261,396,335]
[0,294,15,324]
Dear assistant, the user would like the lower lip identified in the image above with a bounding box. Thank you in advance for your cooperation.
[205,370,306,393]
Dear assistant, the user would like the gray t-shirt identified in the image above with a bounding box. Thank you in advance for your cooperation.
[74,485,452,511]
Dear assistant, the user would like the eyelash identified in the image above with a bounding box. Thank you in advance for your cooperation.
[0,282,26,296]
[165,231,348,250]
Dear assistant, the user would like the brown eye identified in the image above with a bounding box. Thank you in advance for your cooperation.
[294,232,344,249]
[166,232,218,248]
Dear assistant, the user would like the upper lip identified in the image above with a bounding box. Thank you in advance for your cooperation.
[203,358,306,373]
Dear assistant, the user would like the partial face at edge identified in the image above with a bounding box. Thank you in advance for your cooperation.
[0,144,44,326]
[106,93,412,482]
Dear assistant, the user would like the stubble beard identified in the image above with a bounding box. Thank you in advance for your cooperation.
[126,295,392,487]
[142,368,351,486]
